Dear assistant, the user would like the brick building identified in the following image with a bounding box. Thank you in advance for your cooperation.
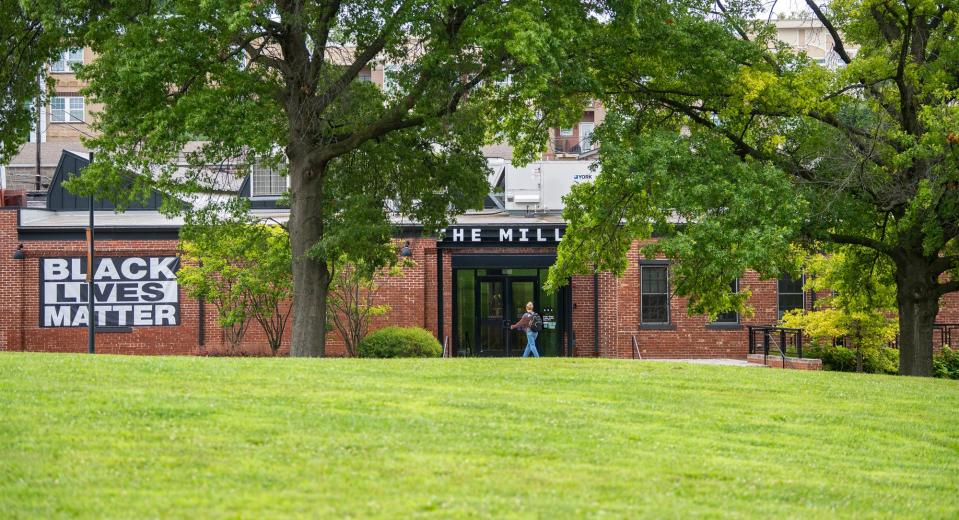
[1,152,957,358]
[2,19,955,358]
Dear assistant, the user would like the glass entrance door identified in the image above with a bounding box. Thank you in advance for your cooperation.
[476,276,539,356]
[477,278,507,356]
[508,279,536,356]
[455,266,567,357]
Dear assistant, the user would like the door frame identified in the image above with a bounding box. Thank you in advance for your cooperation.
[474,274,539,357]
[450,254,573,357]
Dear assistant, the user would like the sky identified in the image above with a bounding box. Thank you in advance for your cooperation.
[766,0,817,18]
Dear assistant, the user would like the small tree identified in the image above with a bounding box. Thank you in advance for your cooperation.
[179,220,254,353]
[327,256,398,357]
[243,224,293,356]
[180,201,292,355]
[781,251,898,372]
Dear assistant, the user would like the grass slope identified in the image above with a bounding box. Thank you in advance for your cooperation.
[1,353,957,518]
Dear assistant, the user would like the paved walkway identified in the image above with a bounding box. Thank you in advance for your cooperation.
[639,358,760,367]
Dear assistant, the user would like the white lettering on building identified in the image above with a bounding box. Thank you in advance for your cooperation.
[40,256,181,327]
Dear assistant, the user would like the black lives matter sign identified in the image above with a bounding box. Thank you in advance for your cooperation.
[40,256,180,328]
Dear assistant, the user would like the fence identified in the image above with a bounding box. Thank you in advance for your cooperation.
[886,323,959,350]
[747,326,805,360]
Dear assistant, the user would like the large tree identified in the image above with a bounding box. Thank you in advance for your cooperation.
[0,0,86,162]
[549,0,959,376]
[72,0,595,356]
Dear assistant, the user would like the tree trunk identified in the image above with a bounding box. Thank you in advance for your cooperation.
[854,324,863,373]
[895,259,940,377]
[289,163,330,357]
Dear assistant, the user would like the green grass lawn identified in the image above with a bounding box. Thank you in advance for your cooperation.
[1,354,958,518]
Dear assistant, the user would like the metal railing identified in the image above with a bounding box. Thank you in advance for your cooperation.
[747,326,805,368]
[886,323,959,350]
[550,137,598,156]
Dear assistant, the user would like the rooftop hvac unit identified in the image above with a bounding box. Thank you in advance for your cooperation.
[504,160,596,212]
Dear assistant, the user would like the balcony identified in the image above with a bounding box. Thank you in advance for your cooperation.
[550,136,598,158]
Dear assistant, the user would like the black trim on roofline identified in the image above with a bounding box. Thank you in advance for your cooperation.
[18,227,181,241]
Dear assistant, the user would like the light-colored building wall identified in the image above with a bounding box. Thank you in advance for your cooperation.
[773,17,857,67]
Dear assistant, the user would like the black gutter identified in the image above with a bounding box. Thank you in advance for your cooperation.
[565,283,574,357]
[198,259,206,348]
[19,227,181,241]
[593,271,599,357]
[436,248,444,343]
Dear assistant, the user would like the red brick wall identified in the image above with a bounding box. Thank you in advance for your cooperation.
[3,209,959,358]
[0,210,204,355]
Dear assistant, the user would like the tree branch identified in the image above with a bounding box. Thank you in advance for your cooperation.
[826,232,893,255]
[805,0,852,64]
[308,0,343,81]
[715,0,781,73]
[314,0,414,115]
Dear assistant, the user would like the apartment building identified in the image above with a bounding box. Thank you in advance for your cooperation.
[773,16,851,68]
[2,48,100,200]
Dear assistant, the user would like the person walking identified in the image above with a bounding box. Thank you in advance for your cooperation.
[510,301,541,358]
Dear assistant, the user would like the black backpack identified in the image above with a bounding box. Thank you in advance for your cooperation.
[530,312,544,332]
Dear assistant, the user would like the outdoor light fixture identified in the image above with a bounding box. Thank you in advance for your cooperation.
[399,241,413,257]
[12,244,24,260]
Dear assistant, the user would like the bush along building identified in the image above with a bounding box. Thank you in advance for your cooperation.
[1,151,957,358]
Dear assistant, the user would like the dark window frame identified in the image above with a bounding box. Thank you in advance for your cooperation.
[640,261,671,326]
[777,274,806,320]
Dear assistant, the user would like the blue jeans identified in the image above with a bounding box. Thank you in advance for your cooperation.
[523,330,540,358]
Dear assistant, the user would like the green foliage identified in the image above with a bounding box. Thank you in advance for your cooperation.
[551,0,959,374]
[69,0,598,356]
[0,1,87,161]
[70,0,596,225]
[805,342,899,375]
[780,252,898,372]
[179,200,292,355]
[178,210,255,352]
[357,326,441,358]
[934,347,959,380]
[806,342,858,372]
[327,256,398,357]
[549,122,807,319]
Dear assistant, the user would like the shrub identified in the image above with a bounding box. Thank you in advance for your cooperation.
[805,341,898,374]
[358,327,442,358]
[934,346,959,379]
[816,344,857,372]
[862,346,899,375]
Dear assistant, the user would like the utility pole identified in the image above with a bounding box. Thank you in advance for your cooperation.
[35,72,42,191]
[87,152,95,354]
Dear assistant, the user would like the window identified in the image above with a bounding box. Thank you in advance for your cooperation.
[50,96,84,123]
[778,275,805,319]
[641,264,669,324]
[251,163,287,197]
[713,280,739,324]
[559,127,574,137]
[51,49,84,72]
[358,69,372,82]
[580,122,595,150]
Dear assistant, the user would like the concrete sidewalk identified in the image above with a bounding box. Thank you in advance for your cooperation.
[639,358,760,367]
